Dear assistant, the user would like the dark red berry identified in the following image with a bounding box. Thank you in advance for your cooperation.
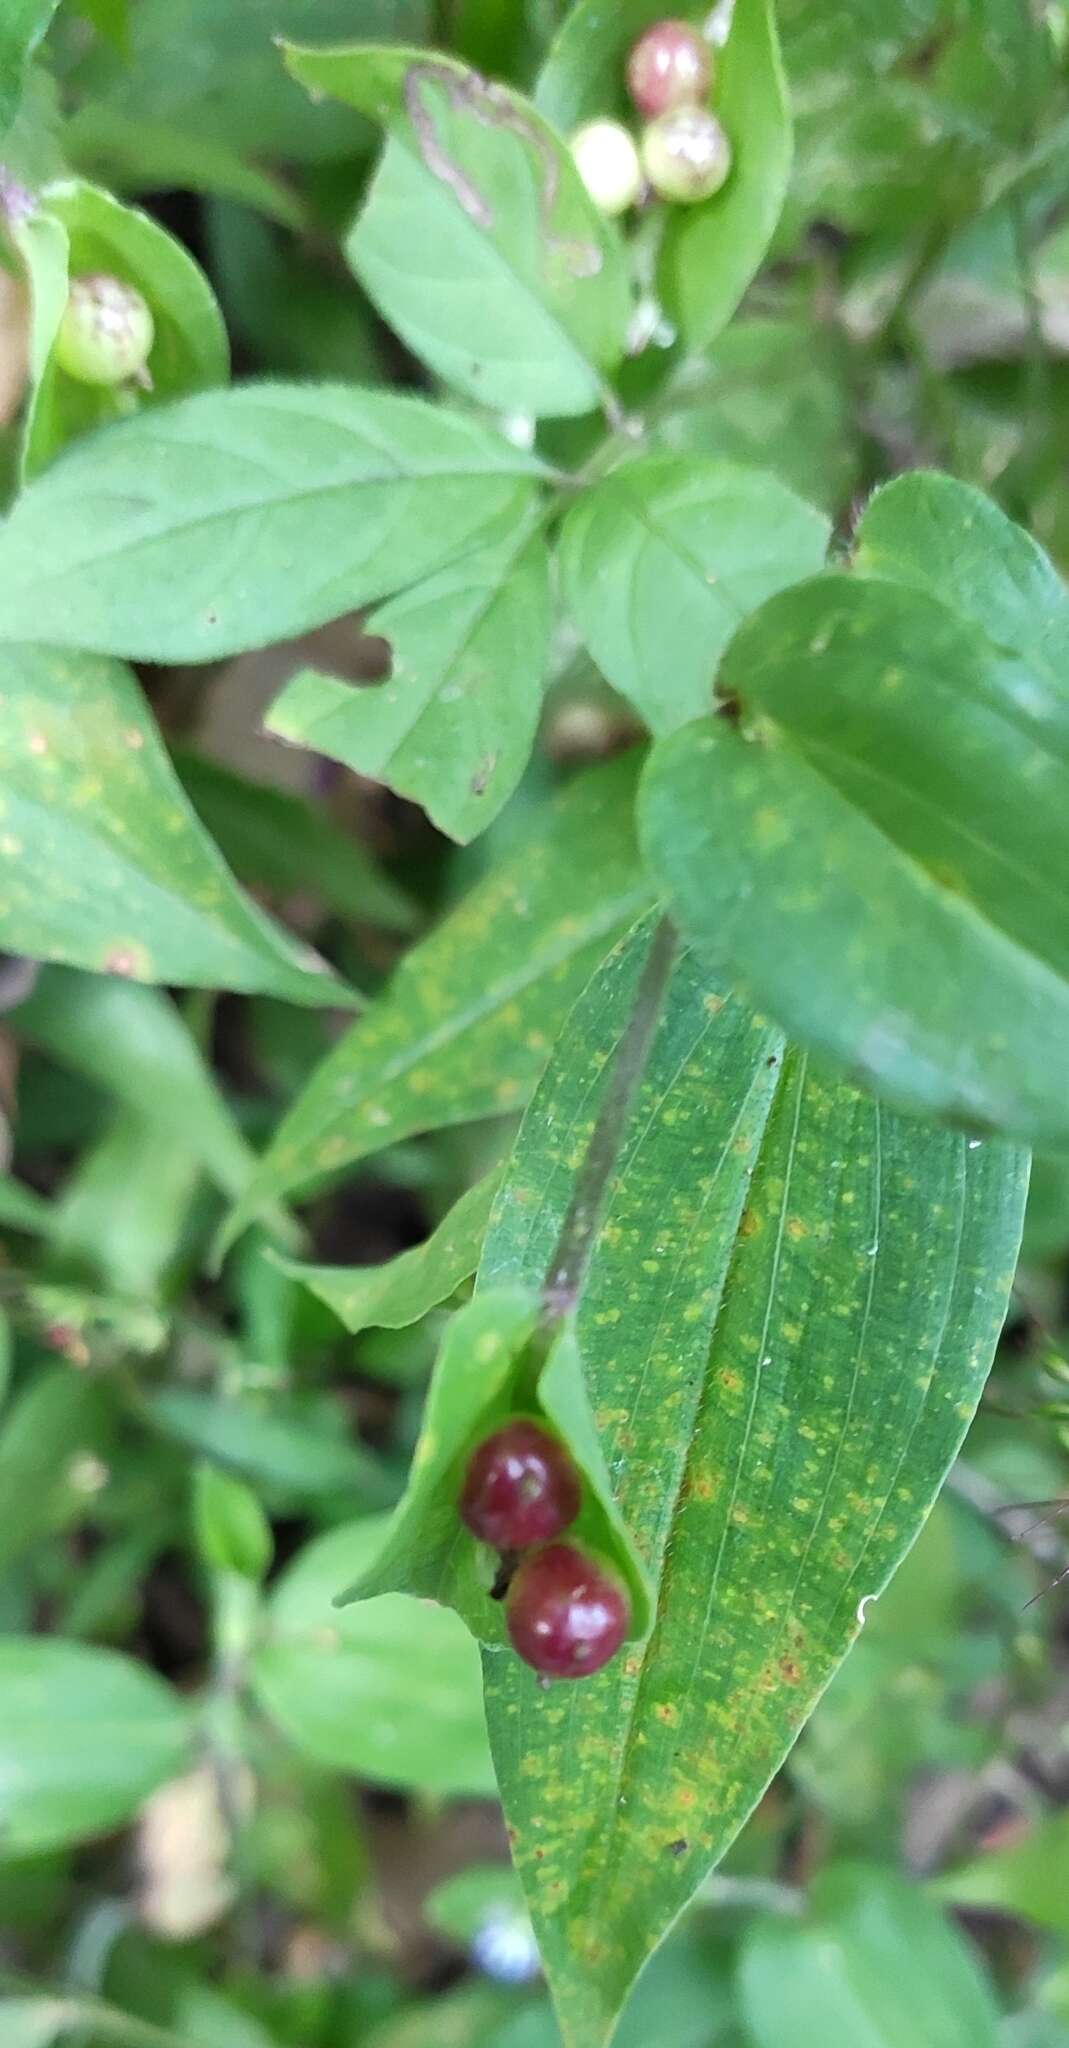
[505,1542,630,1680]
[459,1419,581,1551]
[627,19,712,120]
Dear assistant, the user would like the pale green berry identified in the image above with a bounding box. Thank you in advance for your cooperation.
[55,272,155,387]
[641,105,732,203]
[570,118,643,217]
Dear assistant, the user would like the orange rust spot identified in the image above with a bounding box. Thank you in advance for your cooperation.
[718,1368,742,1392]
[655,1703,678,1726]
[785,1216,809,1241]
[677,1787,696,1810]
[739,1209,760,1237]
[779,1657,803,1685]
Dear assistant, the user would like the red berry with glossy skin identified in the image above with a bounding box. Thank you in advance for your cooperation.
[506,1542,630,1679]
[460,1420,581,1551]
[627,19,713,119]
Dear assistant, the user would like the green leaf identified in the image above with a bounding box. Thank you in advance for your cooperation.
[0,1638,190,1855]
[0,1365,117,1577]
[145,1388,393,1506]
[651,317,860,516]
[49,1106,200,1298]
[203,196,385,379]
[279,1169,500,1334]
[0,384,544,663]
[71,0,130,52]
[221,751,654,1245]
[251,1516,495,1796]
[938,1813,1069,1941]
[1022,1153,1069,1263]
[560,457,830,733]
[284,42,630,418]
[343,1287,538,1605]
[65,107,304,227]
[0,1,58,137]
[0,647,344,1003]
[266,508,552,843]
[15,970,257,1201]
[660,0,792,350]
[14,177,228,478]
[341,1287,651,1641]
[854,468,1069,668]
[0,65,63,192]
[641,550,1069,1147]
[739,1866,999,2048]
[0,1174,52,1236]
[174,750,417,935]
[58,0,433,165]
[192,1461,273,1582]
[477,925,1025,2047]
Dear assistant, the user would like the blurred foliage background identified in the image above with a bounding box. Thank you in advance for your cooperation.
[5,1,1069,2044]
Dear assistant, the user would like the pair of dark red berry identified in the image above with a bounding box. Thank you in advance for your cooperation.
[459,1419,629,1681]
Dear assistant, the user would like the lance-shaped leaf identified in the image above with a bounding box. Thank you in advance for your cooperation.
[266,504,552,842]
[278,1168,500,1334]
[560,456,830,733]
[284,42,630,418]
[660,0,791,349]
[477,925,1026,2048]
[0,383,543,662]
[14,176,228,477]
[338,1287,651,1643]
[220,751,654,1246]
[174,750,417,935]
[0,644,341,1004]
[641,539,1069,1148]
[0,1,58,136]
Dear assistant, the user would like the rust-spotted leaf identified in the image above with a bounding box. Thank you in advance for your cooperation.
[0,643,340,1003]
[478,923,1026,2047]
[221,752,654,1248]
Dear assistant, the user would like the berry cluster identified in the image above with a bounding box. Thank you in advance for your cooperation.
[460,1417,629,1680]
[570,17,732,218]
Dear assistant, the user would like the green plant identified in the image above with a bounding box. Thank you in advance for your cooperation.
[3,3,1069,2047]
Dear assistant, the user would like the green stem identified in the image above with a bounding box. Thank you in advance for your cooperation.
[542,917,678,1321]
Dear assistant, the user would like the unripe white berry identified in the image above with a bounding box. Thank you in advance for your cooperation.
[570,118,644,217]
[55,272,155,387]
